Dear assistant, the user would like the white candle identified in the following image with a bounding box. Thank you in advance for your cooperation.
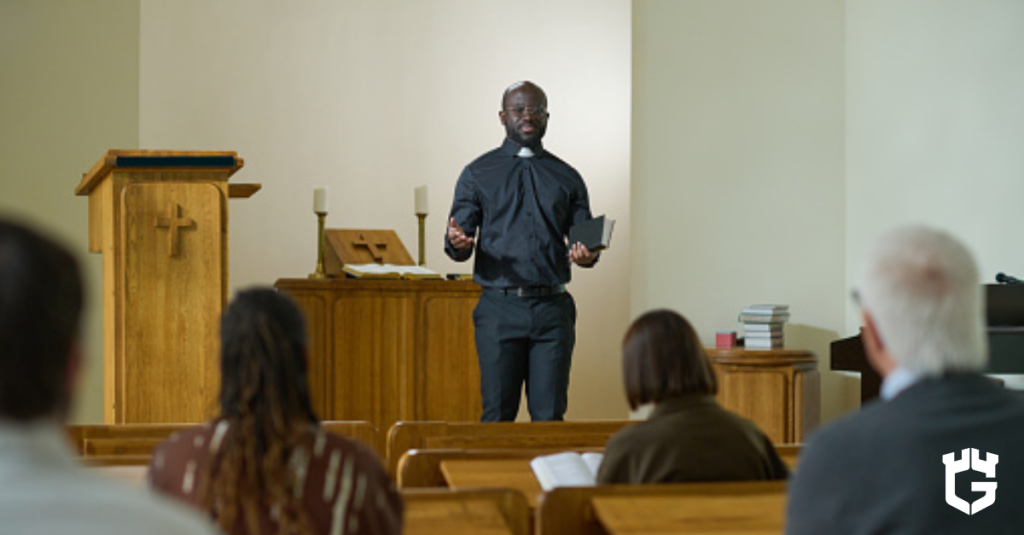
[313,187,329,214]
[415,185,429,215]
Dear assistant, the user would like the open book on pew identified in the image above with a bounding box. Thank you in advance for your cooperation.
[530,452,605,491]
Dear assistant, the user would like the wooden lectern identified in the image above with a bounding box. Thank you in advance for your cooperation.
[323,229,415,272]
[75,150,259,423]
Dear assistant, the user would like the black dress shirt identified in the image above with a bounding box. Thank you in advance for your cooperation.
[445,138,595,288]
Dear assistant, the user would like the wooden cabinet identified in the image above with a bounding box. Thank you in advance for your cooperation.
[275,278,482,432]
[706,349,820,444]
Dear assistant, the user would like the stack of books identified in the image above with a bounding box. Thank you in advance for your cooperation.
[739,304,790,350]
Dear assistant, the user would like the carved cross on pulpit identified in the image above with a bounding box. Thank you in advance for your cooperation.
[155,202,196,257]
[353,233,389,263]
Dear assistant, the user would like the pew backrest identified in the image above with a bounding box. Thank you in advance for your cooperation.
[386,420,634,476]
[536,480,788,535]
[402,488,531,535]
[67,420,383,463]
[397,447,604,489]
[67,424,195,462]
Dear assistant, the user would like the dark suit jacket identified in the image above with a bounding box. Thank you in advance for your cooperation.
[787,373,1024,535]
[596,394,788,484]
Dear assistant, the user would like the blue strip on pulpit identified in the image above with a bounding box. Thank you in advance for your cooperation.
[116,156,237,168]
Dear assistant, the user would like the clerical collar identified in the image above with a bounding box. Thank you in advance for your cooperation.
[501,138,544,158]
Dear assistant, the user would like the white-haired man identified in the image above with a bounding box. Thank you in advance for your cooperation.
[786,225,1024,534]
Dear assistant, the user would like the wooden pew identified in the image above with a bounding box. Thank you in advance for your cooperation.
[403,488,531,535]
[775,443,802,472]
[67,420,384,464]
[398,448,602,488]
[398,444,802,489]
[536,481,788,535]
[386,420,634,476]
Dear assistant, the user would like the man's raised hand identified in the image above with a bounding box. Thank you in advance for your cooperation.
[448,217,475,250]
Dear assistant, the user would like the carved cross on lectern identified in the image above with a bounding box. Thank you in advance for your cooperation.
[155,202,196,257]
[353,233,388,263]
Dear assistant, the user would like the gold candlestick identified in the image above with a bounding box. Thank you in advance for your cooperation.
[309,212,327,279]
[417,213,427,267]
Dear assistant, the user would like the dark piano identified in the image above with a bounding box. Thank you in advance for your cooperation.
[832,284,1024,404]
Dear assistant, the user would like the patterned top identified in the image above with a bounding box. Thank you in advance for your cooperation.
[148,420,402,535]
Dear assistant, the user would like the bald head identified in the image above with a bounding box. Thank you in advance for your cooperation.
[502,81,547,109]
[499,81,549,149]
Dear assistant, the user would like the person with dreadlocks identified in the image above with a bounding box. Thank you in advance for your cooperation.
[148,288,402,535]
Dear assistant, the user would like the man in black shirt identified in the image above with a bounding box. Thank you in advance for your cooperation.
[445,81,599,421]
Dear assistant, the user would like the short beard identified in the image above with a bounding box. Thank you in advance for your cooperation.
[506,123,546,149]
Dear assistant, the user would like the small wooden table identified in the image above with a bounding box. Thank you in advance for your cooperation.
[706,348,820,443]
[591,493,786,535]
[440,459,543,508]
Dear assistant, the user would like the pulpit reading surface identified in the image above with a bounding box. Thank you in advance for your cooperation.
[322,229,441,279]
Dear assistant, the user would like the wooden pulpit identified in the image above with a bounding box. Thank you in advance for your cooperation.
[276,229,481,430]
[75,150,260,423]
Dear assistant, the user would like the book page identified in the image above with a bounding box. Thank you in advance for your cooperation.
[344,264,441,277]
[581,452,604,477]
[602,219,616,246]
[344,263,385,274]
[391,265,440,276]
[530,452,598,491]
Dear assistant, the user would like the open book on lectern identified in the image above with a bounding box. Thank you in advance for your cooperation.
[341,263,441,280]
[323,229,441,279]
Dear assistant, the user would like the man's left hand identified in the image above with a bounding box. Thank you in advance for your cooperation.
[569,242,599,266]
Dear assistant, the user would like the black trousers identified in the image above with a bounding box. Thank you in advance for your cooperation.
[472,289,576,422]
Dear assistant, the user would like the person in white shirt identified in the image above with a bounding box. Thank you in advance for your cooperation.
[0,219,221,535]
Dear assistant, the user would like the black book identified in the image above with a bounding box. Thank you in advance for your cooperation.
[569,215,615,251]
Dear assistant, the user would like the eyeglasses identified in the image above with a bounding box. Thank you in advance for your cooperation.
[504,105,547,117]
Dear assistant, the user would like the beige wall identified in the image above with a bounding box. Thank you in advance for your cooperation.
[0,0,139,423]
[632,0,853,421]
[138,0,633,420]
[846,0,1024,325]
[9,0,1022,425]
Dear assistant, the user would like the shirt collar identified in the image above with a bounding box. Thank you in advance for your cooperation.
[650,393,718,418]
[881,366,924,400]
[0,417,78,471]
[501,137,545,158]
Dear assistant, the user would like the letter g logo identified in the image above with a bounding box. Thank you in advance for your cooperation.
[943,448,998,515]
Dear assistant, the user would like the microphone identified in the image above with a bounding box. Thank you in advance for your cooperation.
[996,272,1024,285]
